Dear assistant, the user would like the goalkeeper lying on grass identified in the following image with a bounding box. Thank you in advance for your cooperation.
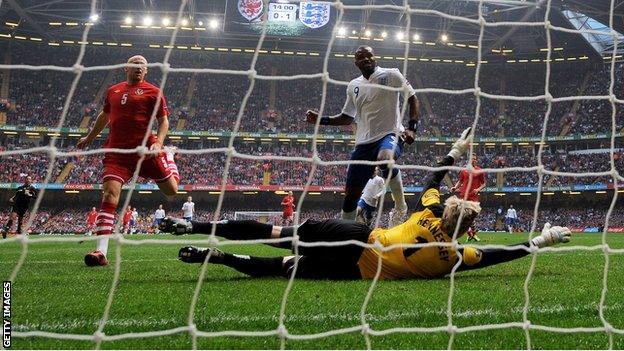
[160,128,571,280]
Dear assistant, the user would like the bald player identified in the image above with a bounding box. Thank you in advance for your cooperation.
[305,46,420,227]
[77,55,180,266]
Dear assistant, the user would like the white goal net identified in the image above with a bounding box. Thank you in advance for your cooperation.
[234,211,296,222]
[1,0,624,349]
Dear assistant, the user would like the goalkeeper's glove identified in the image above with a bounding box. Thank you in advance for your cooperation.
[530,222,572,248]
[447,127,472,160]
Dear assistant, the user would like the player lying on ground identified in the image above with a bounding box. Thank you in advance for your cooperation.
[77,54,180,266]
[160,128,571,280]
[305,45,419,227]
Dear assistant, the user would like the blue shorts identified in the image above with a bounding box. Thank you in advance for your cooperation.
[357,199,377,220]
[183,216,193,221]
[154,218,163,226]
[129,220,136,226]
[346,133,403,188]
[505,218,517,226]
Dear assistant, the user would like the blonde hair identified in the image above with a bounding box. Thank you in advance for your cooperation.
[441,196,481,237]
[127,55,147,64]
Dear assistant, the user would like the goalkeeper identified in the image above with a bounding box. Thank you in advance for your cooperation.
[161,128,572,280]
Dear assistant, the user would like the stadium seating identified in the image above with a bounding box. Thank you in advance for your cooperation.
[4,45,623,137]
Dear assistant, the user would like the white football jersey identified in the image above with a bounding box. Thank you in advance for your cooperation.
[506,208,517,219]
[182,202,195,217]
[154,209,166,219]
[360,175,386,207]
[131,210,138,221]
[341,66,416,145]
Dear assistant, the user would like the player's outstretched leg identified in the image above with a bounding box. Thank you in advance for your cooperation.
[178,246,286,277]
[160,217,284,243]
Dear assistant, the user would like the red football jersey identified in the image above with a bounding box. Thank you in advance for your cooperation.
[87,210,98,225]
[123,210,132,224]
[103,81,168,149]
[282,195,295,213]
[458,167,485,201]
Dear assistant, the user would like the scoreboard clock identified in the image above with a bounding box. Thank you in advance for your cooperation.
[268,2,298,23]
[227,0,334,37]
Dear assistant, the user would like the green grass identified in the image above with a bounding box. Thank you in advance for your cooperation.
[1,232,623,349]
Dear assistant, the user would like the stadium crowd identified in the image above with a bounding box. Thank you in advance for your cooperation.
[2,43,623,237]
[2,44,623,138]
[1,206,622,235]
[1,137,622,188]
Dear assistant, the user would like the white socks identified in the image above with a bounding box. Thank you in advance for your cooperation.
[388,170,407,211]
[97,236,109,256]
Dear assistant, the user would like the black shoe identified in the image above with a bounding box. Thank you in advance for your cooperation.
[160,217,193,235]
[178,246,224,264]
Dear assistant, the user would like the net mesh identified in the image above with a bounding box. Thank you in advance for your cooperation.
[2,0,624,348]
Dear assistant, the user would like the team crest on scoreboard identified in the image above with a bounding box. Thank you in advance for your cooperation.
[238,0,263,21]
[299,1,331,29]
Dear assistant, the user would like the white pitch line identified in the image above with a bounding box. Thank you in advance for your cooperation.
[0,259,179,264]
[14,302,622,333]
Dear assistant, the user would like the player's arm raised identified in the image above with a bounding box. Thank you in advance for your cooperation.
[425,128,471,192]
[413,128,471,212]
[77,110,109,149]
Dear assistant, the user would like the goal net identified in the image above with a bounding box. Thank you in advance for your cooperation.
[234,211,296,223]
[1,0,623,349]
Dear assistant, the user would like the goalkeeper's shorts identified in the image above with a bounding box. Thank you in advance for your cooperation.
[279,219,371,279]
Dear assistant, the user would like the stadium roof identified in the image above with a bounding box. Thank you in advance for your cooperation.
[1,0,623,62]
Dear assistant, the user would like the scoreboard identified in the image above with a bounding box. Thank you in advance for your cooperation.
[226,0,335,37]
[268,3,298,23]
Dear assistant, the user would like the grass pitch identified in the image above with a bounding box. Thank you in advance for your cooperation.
[1,232,623,349]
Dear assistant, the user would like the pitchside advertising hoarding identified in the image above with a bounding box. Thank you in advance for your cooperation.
[226,0,336,37]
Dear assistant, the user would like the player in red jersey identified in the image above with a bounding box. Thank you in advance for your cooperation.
[122,207,133,234]
[85,207,97,236]
[451,154,486,242]
[77,55,179,266]
[281,191,295,225]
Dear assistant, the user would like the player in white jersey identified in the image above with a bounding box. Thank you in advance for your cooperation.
[306,46,420,227]
[130,207,139,234]
[154,204,166,233]
[356,167,386,227]
[505,205,518,233]
[182,196,195,221]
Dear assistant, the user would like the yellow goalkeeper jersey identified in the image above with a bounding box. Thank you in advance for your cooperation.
[357,188,481,279]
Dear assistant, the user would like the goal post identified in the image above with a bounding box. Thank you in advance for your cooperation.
[234,211,297,223]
